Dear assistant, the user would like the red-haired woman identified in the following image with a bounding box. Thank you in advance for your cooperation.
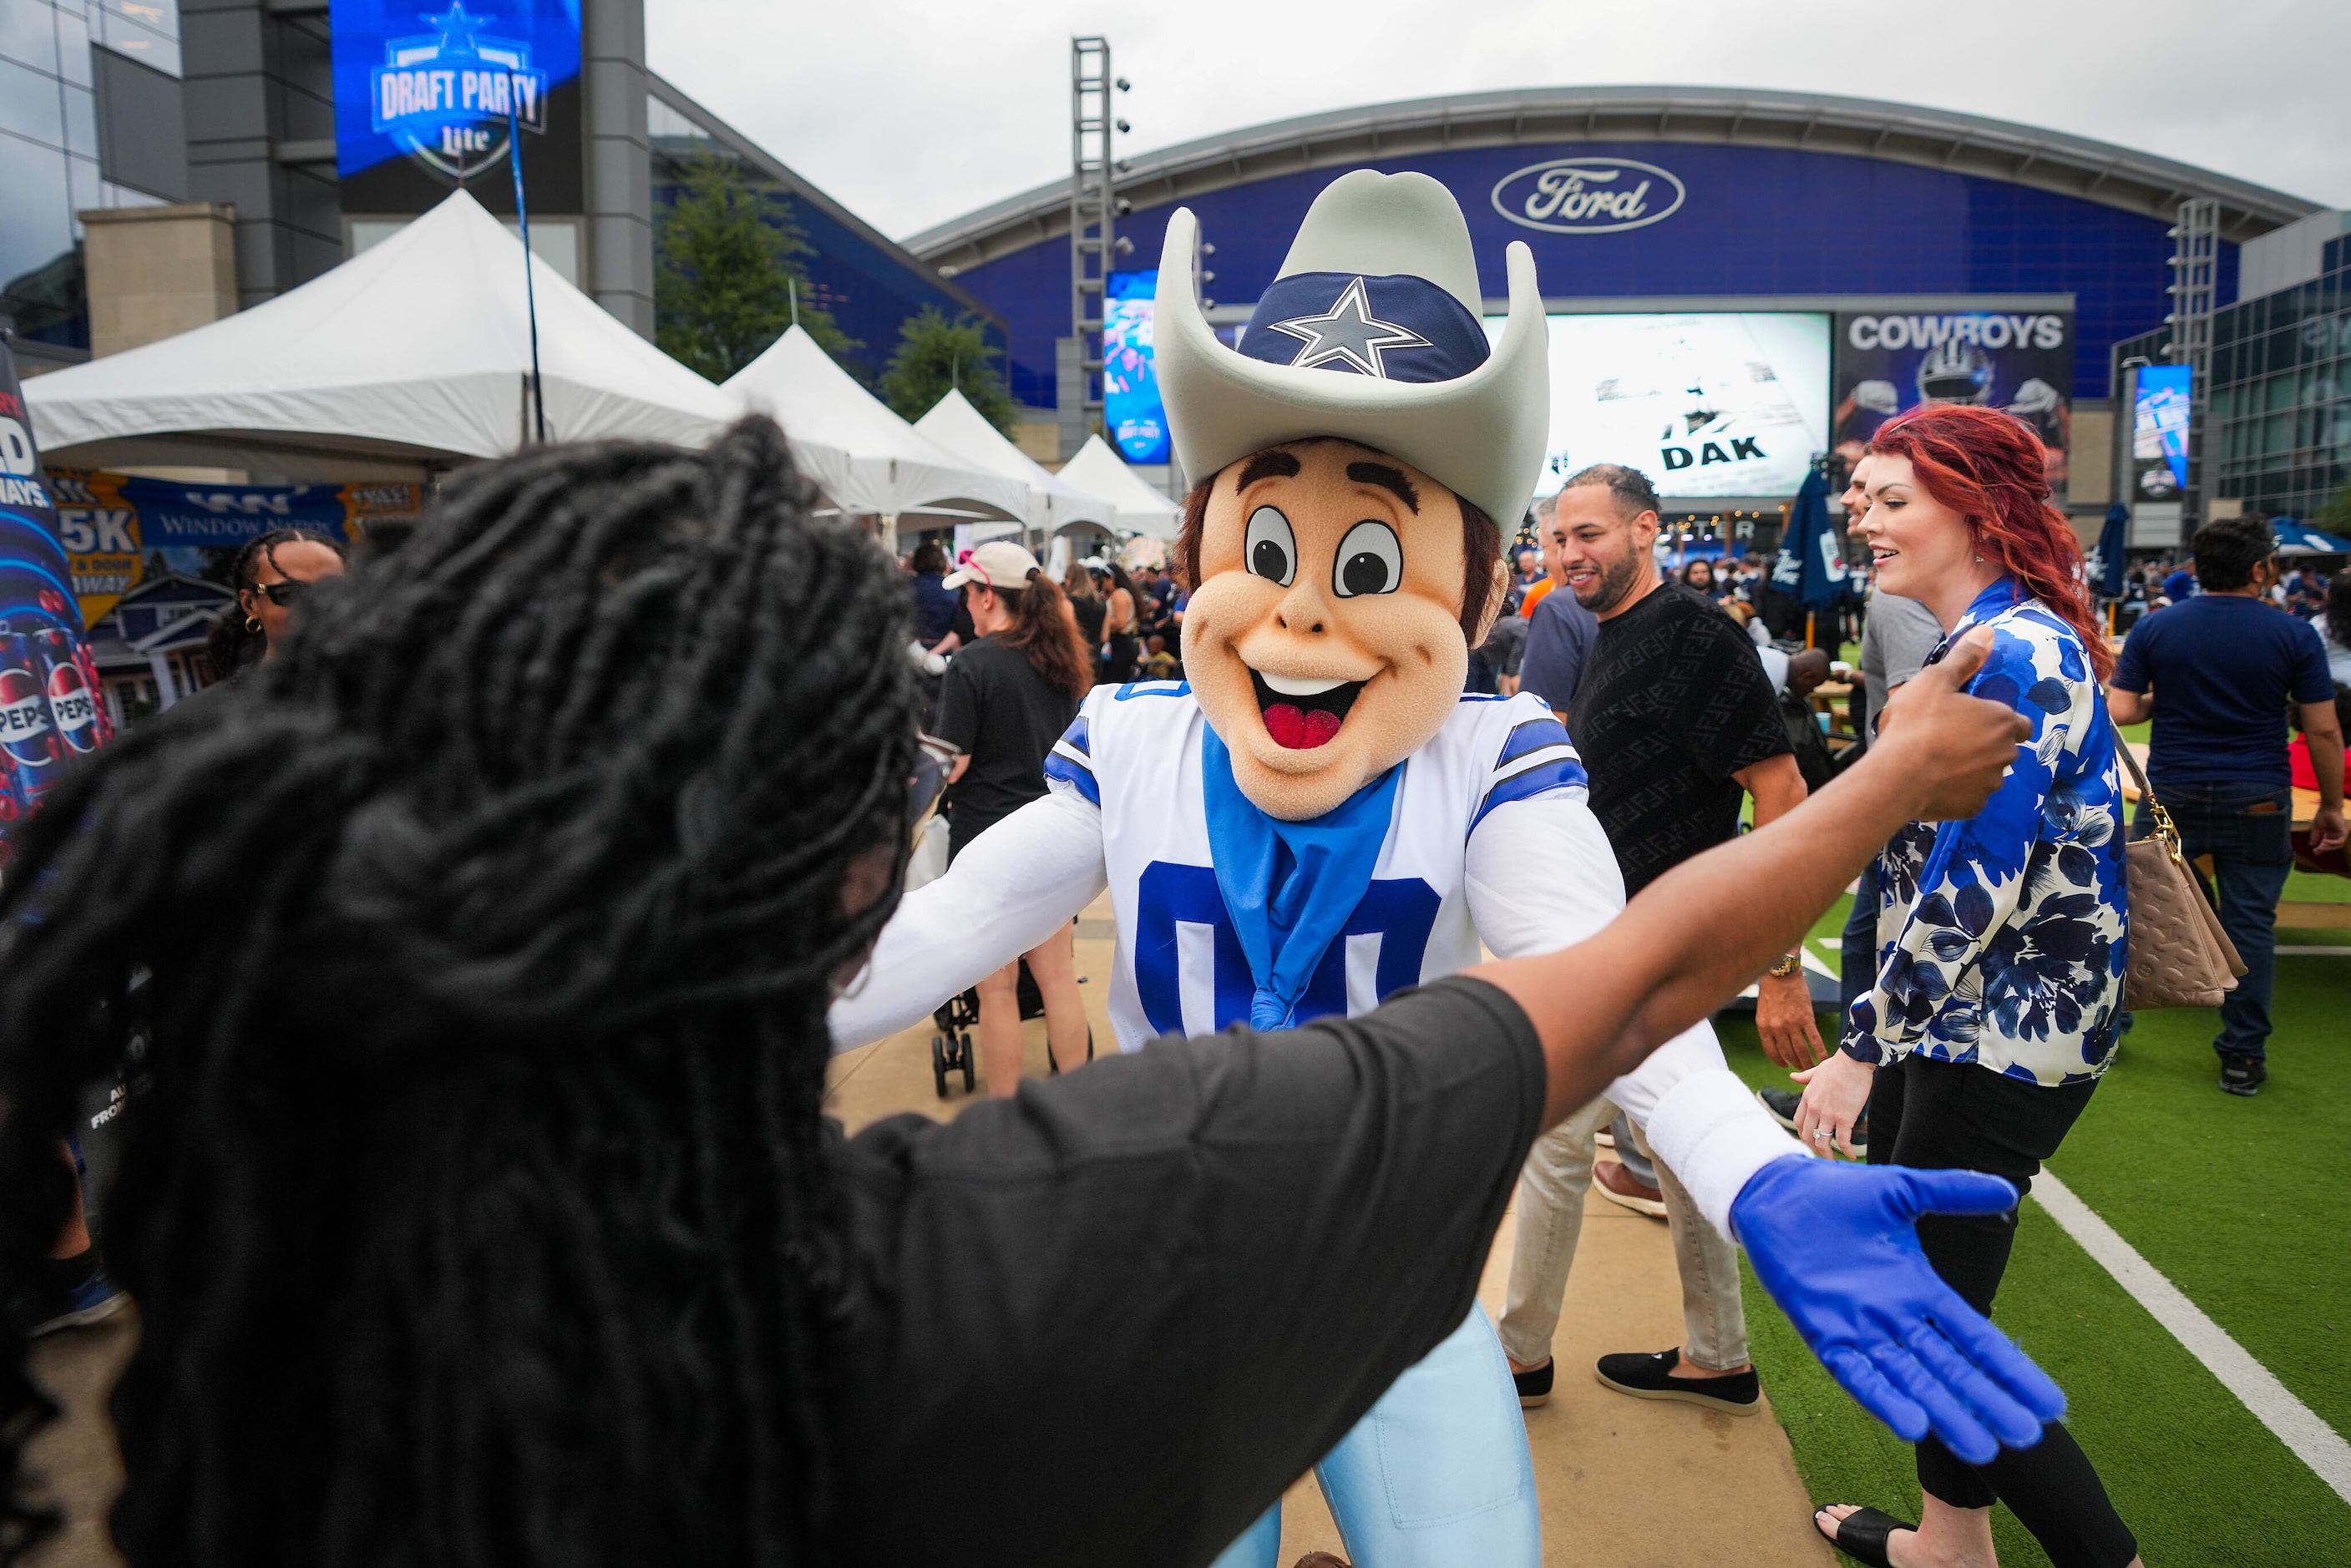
[1794,404,2140,1568]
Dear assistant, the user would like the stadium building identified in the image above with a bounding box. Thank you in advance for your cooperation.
[907,86,2323,540]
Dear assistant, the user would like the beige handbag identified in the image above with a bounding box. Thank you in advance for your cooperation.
[2116,744,2247,1009]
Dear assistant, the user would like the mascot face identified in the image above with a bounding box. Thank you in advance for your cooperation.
[1183,438,1497,822]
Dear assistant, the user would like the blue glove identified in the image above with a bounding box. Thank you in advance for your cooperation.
[1730,1156,2066,1464]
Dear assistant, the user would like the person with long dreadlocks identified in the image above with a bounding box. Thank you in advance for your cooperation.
[0,415,2056,1568]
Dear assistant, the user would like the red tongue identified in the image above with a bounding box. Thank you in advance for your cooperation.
[1262,703,1343,750]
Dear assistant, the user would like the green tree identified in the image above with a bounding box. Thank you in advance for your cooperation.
[879,307,1017,433]
[655,150,854,382]
[2315,480,2351,536]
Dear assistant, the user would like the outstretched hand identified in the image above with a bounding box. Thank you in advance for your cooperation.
[1730,1156,2065,1464]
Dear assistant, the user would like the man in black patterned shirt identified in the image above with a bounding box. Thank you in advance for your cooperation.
[1500,463,1817,1420]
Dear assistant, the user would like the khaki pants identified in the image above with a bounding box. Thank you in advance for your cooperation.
[1497,1095,1749,1373]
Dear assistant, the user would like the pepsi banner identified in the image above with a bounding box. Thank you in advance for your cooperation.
[1832,311,2074,497]
[331,0,583,216]
[1103,271,1169,464]
[46,472,423,628]
[0,340,113,844]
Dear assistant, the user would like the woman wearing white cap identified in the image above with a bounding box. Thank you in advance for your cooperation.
[936,539,1096,1090]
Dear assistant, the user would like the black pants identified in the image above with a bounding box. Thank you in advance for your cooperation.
[1865,1055,2138,1568]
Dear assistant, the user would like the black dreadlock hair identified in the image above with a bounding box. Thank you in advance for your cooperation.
[0,417,918,1568]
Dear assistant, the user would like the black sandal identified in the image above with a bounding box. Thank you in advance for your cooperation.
[1816,1505,1915,1567]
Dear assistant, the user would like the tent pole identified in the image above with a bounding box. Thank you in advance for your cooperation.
[506,73,547,446]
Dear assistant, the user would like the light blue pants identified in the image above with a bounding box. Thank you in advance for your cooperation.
[1208,1305,1540,1568]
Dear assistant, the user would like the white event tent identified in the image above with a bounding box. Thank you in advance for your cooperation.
[1056,434,1183,538]
[915,389,1115,534]
[26,190,744,481]
[721,326,1025,522]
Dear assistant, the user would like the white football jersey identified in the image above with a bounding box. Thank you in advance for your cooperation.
[1043,681,1587,1050]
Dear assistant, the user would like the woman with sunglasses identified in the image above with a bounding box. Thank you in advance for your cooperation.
[205,528,347,680]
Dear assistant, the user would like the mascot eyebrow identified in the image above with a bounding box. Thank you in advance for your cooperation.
[1235,450,1303,492]
[1347,463,1419,513]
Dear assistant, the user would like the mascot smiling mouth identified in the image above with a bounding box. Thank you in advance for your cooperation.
[1250,669,1366,750]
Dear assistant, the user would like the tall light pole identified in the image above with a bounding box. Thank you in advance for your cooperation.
[1063,37,1128,460]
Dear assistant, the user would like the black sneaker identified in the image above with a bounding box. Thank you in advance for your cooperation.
[1594,1348,1761,1416]
[1756,1086,1867,1156]
[1512,1358,1554,1408]
[2220,1055,2267,1097]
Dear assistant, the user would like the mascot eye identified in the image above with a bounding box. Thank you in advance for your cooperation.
[1244,506,1297,587]
[1331,520,1403,597]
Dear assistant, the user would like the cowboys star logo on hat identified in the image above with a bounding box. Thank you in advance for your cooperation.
[1261,277,1432,377]
[1152,169,1552,528]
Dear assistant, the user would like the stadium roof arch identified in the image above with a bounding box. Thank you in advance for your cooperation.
[904,85,2320,273]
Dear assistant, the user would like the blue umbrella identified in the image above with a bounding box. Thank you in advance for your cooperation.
[2272,518,2351,555]
[2090,503,2129,597]
[1788,468,1848,609]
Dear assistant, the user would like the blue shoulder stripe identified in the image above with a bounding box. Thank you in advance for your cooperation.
[1497,715,1573,766]
[1113,680,1191,701]
[1060,715,1091,756]
[1469,755,1589,834]
[1043,751,1101,806]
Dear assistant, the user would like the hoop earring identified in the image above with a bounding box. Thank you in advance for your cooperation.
[245,615,262,632]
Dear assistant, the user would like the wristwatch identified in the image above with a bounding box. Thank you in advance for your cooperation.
[1766,952,1802,980]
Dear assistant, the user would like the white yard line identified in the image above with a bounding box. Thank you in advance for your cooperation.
[2276,946,2351,956]
[2033,1171,2351,1505]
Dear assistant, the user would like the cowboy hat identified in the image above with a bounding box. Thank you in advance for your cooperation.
[1152,169,1551,527]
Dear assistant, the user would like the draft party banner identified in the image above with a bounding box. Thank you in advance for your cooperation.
[330,0,585,216]
[45,472,424,627]
[0,338,114,838]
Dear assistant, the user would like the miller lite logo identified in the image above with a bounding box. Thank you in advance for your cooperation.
[1492,157,1686,236]
[368,2,548,181]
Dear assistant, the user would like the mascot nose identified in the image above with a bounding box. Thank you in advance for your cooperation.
[1275,614,1327,635]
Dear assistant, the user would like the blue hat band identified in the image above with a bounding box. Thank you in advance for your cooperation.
[1239,271,1489,384]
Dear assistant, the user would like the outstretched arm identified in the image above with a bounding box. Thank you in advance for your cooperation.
[1472,633,2065,1464]
[828,789,1107,1051]
[1472,630,2025,1129]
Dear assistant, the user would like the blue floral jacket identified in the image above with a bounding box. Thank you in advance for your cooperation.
[1842,578,2129,1086]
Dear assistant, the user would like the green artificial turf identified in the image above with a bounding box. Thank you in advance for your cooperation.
[1713,892,2351,1564]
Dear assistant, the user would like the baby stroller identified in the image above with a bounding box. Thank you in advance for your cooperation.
[930,961,1046,1099]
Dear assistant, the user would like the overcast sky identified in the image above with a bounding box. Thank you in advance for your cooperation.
[648,0,2349,245]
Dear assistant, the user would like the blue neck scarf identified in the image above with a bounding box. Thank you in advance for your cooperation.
[1200,726,1403,1030]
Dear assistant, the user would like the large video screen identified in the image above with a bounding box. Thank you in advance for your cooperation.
[1832,311,2074,497]
[1488,312,1831,501]
[330,0,584,216]
[1102,270,1168,465]
[2131,363,2191,502]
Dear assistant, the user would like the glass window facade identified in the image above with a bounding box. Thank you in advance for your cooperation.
[0,0,177,357]
[2208,240,2351,519]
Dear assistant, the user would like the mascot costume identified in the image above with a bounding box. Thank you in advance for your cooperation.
[833,173,2050,1566]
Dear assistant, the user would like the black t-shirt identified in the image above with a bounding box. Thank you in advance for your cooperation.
[934,636,1082,850]
[826,976,1547,1565]
[1570,582,1791,895]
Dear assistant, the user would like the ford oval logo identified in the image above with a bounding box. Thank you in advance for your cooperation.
[1491,156,1685,235]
